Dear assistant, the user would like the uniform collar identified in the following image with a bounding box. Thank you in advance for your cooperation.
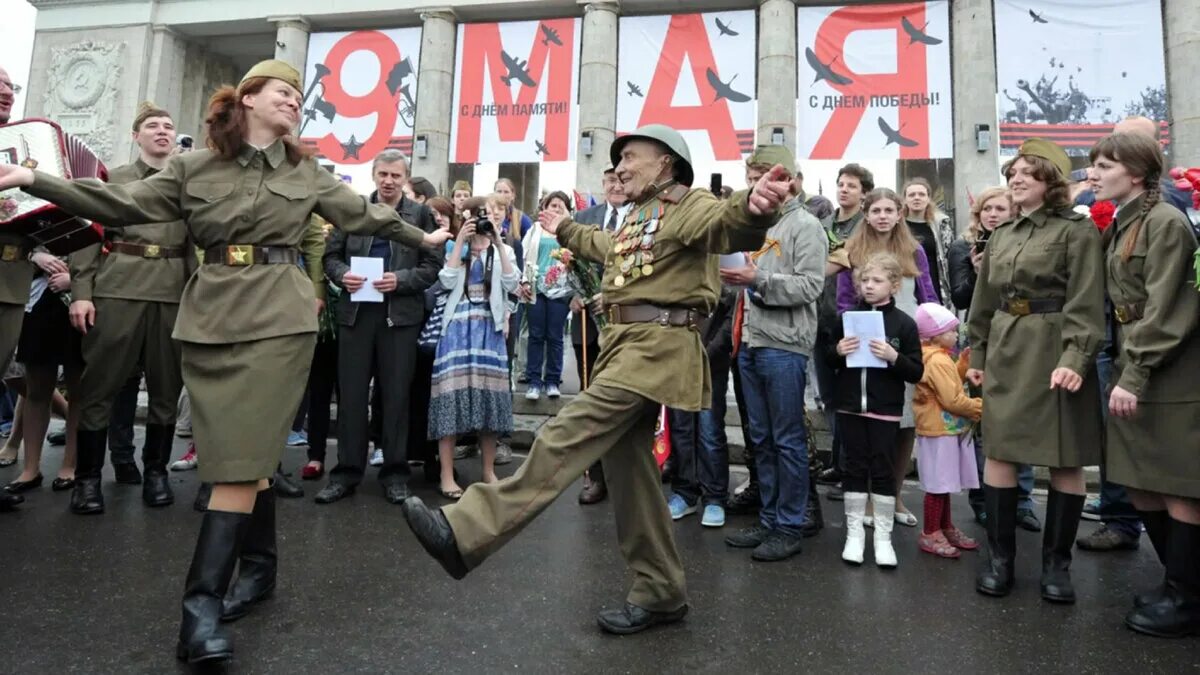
[1113,192,1148,232]
[133,157,159,178]
[1018,206,1050,228]
[236,139,286,169]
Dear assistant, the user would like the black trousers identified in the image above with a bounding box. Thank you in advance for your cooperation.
[331,304,420,485]
[108,373,140,465]
[407,347,438,468]
[573,340,603,483]
[838,412,898,496]
[304,339,338,464]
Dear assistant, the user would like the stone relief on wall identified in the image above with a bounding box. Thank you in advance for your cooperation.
[41,40,125,162]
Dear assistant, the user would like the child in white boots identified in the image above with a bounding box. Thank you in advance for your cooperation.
[828,253,925,567]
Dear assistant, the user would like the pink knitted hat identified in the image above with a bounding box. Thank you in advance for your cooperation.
[915,303,959,340]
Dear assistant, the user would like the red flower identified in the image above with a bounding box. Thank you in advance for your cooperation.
[1090,200,1116,231]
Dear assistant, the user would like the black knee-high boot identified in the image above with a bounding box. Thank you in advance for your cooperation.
[70,428,109,514]
[976,485,1019,597]
[221,490,277,621]
[1040,488,1085,604]
[1135,509,1170,608]
[177,510,250,664]
[1125,518,1200,638]
[142,424,175,507]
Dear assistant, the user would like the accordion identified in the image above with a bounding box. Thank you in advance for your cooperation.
[0,118,106,255]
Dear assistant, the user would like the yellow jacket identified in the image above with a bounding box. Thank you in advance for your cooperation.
[914,344,981,437]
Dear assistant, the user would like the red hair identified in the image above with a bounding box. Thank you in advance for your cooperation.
[204,77,310,164]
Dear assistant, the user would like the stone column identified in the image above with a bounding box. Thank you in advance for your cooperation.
[950,0,1000,231]
[757,0,797,152]
[411,8,457,193]
[270,16,310,74]
[143,26,187,131]
[1165,0,1200,164]
[574,1,619,195]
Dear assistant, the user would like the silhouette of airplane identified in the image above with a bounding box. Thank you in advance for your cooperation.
[900,17,942,45]
[540,24,563,47]
[626,81,644,97]
[500,51,537,87]
[715,17,738,37]
[878,118,919,148]
[706,69,751,103]
[1030,9,1048,23]
[534,140,549,157]
[805,48,853,86]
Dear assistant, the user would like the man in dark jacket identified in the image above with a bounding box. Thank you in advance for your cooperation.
[315,150,442,505]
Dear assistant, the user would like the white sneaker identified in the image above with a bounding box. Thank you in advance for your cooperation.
[546,384,561,398]
[842,492,868,565]
[525,387,541,401]
[872,494,898,568]
[369,448,384,466]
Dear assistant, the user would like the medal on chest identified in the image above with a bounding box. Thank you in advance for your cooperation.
[612,205,663,288]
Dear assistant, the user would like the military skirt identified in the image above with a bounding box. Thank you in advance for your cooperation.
[1107,401,1200,499]
[181,333,315,483]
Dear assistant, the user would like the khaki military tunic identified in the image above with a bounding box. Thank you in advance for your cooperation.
[967,206,1105,467]
[0,233,34,370]
[444,184,774,612]
[26,140,427,482]
[1104,196,1200,498]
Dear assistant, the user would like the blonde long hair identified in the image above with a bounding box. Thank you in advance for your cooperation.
[846,188,921,277]
[965,187,1013,244]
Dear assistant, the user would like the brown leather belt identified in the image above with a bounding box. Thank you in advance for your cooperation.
[1000,297,1065,316]
[607,304,704,330]
[109,242,185,259]
[1113,303,1144,324]
[203,245,299,266]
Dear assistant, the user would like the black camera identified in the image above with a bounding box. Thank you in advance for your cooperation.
[974,229,992,256]
[475,218,495,236]
[177,134,194,150]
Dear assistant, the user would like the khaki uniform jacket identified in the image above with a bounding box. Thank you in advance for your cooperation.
[1105,195,1200,401]
[557,184,775,411]
[25,140,427,344]
[967,205,1106,466]
[69,158,194,303]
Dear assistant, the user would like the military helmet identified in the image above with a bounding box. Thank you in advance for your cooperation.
[610,124,694,187]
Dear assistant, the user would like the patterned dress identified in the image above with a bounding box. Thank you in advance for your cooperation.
[428,257,514,439]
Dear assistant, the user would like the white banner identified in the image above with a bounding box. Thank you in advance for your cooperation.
[450,19,581,164]
[796,1,952,160]
[616,11,757,163]
[995,0,1168,155]
[299,28,422,164]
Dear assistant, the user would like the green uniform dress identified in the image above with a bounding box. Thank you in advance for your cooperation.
[0,233,34,369]
[24,140,428,483]
[70,158,194,429]
[967,206,1106,468]
[1104,196,1200,499]
[443,183,774,613]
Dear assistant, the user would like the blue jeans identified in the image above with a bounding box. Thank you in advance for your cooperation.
[671,348,731,506]
[1096,348,1141,537]
[739,347,810,536]
[524,294,569,387]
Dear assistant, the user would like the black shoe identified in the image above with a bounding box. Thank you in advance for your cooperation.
[177,510,250,664]
[976,485,1018,597]
[70,477,105,515]
[752,531,804,562]
[193,483,212,512]
[0,492,23,511]
[383,480,412,504]
[221,491,276,623]
[597,602,688,635]
[1040,489,1084,604]
[46,431,66,446]
[401,496,469,580]
[141,425,175,507]
[5,474,43,493]
[1125,519,1200,638]
[112,462,142,485]
[1017,508,1043,532]
[816,467,843,486]
[578,475,608,505]
[724,524,771,549]
[272,468,304,499]
[51,477,76,491]
[314,482,355,504]
[725,487,760,516]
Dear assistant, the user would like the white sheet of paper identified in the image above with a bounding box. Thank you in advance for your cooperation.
[843,311,887,369]
[718,253,747,270]
[350,256,384,303]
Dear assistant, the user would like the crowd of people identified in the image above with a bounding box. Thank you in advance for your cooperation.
[0,55,1197,666]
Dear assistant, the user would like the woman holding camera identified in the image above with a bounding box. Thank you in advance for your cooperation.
[948,187,1012,313]
[430,197,520,499]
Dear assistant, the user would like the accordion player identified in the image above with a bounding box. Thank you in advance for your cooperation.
[0,118,106,255]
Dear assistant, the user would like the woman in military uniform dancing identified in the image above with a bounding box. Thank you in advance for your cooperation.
[0,60,450,665]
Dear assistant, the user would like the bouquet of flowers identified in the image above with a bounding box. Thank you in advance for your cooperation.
[1168,167,1200,290]
[549,248,607,330]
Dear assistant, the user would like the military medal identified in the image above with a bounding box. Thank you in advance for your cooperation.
[608,204,664,288]
[614,275,626,287]
[641,264,654,276]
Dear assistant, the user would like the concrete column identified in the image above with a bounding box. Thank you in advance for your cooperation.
[270,16,310,74]
[1165,0,1200,164]
[757,0,797,151]
[143,25,187,139]
[574,1,619,195]
[411,8,457,194]
[950,0,1000,231]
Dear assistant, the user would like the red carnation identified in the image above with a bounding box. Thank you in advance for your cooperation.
[1090,200,1116,231]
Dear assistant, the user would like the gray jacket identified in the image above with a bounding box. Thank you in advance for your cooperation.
[742,198,828,356]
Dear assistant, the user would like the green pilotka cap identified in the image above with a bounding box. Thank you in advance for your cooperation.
[746,145,796,174]
[240,59,303,92]
[1018,138,1072,179]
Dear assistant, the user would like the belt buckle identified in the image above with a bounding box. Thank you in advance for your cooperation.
[1114,306,1130,324]
[0,245,19,262]
[1007,298,1031,316]
[658,309,671,326]
[225,245,253,266]
[607,305,618,324]
[143,244,162,259]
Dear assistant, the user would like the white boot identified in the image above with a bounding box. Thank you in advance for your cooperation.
[842,492,869,565]
[872,494,898,568]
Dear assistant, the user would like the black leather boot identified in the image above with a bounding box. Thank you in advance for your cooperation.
[801,466,823,537]
[1125,518,1200,638]
[70,428,109,515]
[976,485,1019,597]
[221,490,276,622]
[193,483,212,512]
[1135,509,1170,608]
[176,510,250,664]
[142,424,175,507]
[1040,489,1085,604]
